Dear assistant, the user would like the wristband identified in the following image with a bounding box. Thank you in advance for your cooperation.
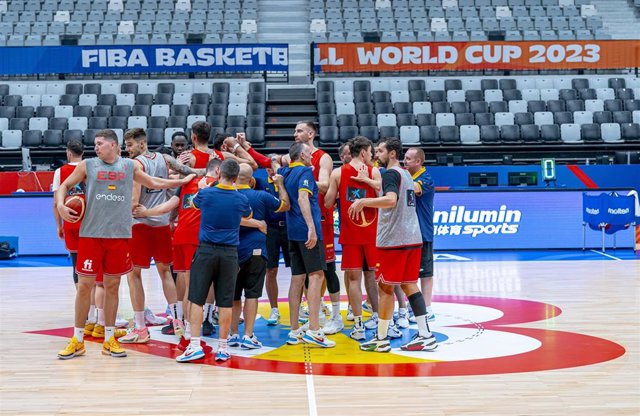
[232,143,241,152]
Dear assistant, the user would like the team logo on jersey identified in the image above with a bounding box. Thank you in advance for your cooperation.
[182,193,196,209]
[302,179,310,188]
[32,296,624,376]
[108,185,116,190]
[406,189,416,207]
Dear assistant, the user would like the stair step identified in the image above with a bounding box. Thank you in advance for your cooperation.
[267,115,317,123]
[268,88,315,100]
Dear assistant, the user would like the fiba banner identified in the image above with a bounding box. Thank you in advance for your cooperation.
[0,44,289,75]
[314,40,640,73]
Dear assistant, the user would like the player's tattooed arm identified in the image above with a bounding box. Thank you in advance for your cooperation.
[163,154,205,177]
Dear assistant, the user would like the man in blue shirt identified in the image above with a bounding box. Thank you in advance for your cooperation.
[254,162,291,326]
[277,142,335,348]
[229,163,290,350]
[177,159,252,363]
[404,147,436,322]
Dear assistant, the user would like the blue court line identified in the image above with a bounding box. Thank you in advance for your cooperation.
[1,249,638,269]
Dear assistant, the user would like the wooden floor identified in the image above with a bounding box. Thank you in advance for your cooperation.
[1,257,639,415]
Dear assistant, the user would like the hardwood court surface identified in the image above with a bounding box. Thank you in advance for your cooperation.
[0,254,638,415]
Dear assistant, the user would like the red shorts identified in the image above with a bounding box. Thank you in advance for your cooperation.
[131,224,173,268]
[173,243,198,272]
[375,246,422,285]
[341,244,377,271]
[322,222,336,262]
[63,226,80,252]
[76,237,132,278]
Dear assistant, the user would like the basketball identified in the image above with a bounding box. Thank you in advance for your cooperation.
[64,195,85,223]
[351,207,377,228]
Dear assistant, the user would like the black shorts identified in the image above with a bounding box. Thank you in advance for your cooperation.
[266,223,291,268]
[234,255,267,300]
[419,241,434,279]
[289,239,326,276]
[188,242,238,308]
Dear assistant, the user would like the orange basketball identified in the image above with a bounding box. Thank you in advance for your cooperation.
[64,195,85,223]
[351,207,377,227]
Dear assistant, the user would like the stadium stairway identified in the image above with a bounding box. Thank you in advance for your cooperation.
[265,87,317,144]
[591,0,640,39]
[258,0,312,84]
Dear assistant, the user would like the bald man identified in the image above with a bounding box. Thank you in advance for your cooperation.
[229,164,290,349]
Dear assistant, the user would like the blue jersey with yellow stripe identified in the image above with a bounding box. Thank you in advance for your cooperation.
[412,167,435,242]
[193,183,252,246]
[278,163,323,242]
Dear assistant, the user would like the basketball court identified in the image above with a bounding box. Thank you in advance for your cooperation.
[1,249,637,415]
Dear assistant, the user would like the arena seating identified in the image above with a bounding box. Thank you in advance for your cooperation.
[0,0,259,46]
[314,76,640,145]
[309,0,612,43]
[0,80,266,148]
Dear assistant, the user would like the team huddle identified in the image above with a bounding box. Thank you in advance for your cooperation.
[53,120,437,363]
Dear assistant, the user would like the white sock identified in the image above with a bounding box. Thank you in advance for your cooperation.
[177,301,184,320]
[134,311,145,329]
[190,336,200,349]
[97,308,105,326]
[377,319,390,340]
[331,301,340,319]
[399,307,408,316]
[354,315,363,329]
[426,305,433,315]
[204,303,213,322]
[105,326,115,340]
[87,305,96,323]
[218,338,228,350]
[371,312,379,320]
[74,327,84,343]
[416,314,432,338]
[168,303,177,320]
[185,321,192,340]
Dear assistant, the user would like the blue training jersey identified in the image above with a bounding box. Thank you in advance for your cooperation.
[193,184,252,246]
[254,176,286,224]
[412,167,435,242]
[278,163,323,242]
[236,185,283,263]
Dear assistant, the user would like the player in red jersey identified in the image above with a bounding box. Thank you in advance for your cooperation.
[134,158,222,346]
[325,136,383,339]
[292,121,342,332]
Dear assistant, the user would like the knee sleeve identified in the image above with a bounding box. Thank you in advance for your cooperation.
[324,261,340,294]
[70,252,78,284]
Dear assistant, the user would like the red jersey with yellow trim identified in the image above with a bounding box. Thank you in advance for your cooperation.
[172,176,207,245]
[338,163,377,245]
[192,148,224,169]
[60,163,85,231]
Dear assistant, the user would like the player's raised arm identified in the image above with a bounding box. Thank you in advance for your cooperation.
[133,163,195,190]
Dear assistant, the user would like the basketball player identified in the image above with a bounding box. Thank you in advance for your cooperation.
[338,142,352,164]
[228,164,290,349]
[176,159,252,363]
[253,158,291,325]
[292,121,341,331]
[325,136,382,339]
[134,158,223,343]
[56,129,194,359]
[52,140,96,328]
[403,148,436,322]
[185,122,257,170]
[120,128,197,343]
[170,131,189,158]
[349,137,437,352]
[278,142,335,348]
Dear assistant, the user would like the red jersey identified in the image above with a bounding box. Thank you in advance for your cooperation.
[338,163,378,245]
[172,176,203,245]
[311,149,333,222]
[192,148,224,169]
[60,163,85,231]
